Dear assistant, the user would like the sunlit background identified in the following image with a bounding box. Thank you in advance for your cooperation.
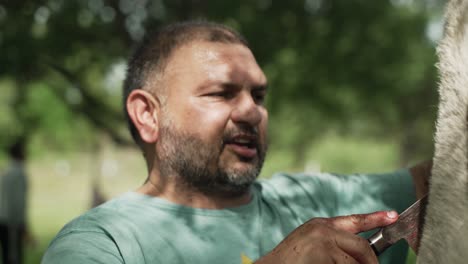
[0,0,444,263]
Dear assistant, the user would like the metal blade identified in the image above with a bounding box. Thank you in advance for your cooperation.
[382,194,428,252]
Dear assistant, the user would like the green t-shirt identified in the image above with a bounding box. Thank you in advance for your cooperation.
[42,170,415,264]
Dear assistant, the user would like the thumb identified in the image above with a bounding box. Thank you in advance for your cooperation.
[328,211,399,234]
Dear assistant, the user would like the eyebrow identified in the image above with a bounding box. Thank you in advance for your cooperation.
[219,82,268,91]
[252,83,268,91]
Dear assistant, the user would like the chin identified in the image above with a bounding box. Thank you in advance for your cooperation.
[223,170,259,193]
[198,170,258,198]
[213,182,253,198]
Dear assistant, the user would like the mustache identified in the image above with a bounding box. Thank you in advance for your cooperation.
[222,126,259,143]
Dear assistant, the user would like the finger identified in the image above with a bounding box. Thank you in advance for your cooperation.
[331,229,378,264]
[328,211,398,234]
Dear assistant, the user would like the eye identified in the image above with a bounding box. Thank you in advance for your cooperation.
[206,90,236,99]
[252,90,266,104]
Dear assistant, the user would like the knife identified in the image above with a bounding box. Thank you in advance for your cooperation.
[367,194,428,256]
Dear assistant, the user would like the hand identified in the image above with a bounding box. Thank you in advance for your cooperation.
[255,211,398,264]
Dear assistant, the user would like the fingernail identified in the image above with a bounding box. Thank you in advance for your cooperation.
[387,211,398,219]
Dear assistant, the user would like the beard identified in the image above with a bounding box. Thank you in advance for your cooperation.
[156,121,267,197]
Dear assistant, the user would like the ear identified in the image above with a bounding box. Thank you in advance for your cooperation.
[126,90,160,144]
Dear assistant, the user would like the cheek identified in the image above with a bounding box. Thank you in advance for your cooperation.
[259,109,269,133]
[179,100,232,137]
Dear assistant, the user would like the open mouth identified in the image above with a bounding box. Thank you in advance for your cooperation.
[225,135,258,159]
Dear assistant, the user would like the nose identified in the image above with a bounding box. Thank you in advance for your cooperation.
[231,92,263,126]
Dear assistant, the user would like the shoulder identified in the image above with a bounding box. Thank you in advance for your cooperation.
[42,228,124,264]
[55,192,146,236]
[42,194,141,264]
[42,210,124,264]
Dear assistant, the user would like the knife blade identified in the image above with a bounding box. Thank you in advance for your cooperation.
[367,194,428,256]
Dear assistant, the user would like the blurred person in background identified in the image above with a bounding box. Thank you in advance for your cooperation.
[0,139,29,264]
[42,21,430,264]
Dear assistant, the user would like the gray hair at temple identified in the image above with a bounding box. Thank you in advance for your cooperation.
[122,21,249,149]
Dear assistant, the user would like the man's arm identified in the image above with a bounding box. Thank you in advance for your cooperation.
[255,211,398,264]
[409,160,432,199]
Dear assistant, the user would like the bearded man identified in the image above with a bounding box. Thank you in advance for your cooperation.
[42,21,430,264]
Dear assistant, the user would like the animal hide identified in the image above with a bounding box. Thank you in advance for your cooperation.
[417,0,468,263]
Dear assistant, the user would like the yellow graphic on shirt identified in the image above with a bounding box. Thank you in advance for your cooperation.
[241,253,253,264]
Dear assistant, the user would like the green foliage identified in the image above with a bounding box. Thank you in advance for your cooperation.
[0,79,19,148]
[305,132,399,173]
[0,0,440,161]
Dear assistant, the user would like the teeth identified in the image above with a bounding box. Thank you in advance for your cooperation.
[235,139,251,144]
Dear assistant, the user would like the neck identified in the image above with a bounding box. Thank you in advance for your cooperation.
[136,170,253,209]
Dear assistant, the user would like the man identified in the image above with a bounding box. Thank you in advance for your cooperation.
[0,139,29,264]
[42,21,429,264]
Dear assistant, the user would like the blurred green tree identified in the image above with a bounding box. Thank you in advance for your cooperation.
[0,0,441,166]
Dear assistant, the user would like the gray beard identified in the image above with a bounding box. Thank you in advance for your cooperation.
[156,123,267,197]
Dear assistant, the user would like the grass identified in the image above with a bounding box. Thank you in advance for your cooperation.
[22,134,415,263]
[25,145,147,263]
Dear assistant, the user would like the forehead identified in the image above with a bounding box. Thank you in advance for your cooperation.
[162,41,267,86]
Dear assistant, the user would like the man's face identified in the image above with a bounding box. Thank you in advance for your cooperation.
[155,41,268,196]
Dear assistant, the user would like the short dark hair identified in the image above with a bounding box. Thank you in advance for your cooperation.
[123,21,249,148]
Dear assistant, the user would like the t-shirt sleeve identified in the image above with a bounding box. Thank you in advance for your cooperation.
[259,169,416,264]
[327,168,416,216]
[42,231,124,264]
[261,168,416,223]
